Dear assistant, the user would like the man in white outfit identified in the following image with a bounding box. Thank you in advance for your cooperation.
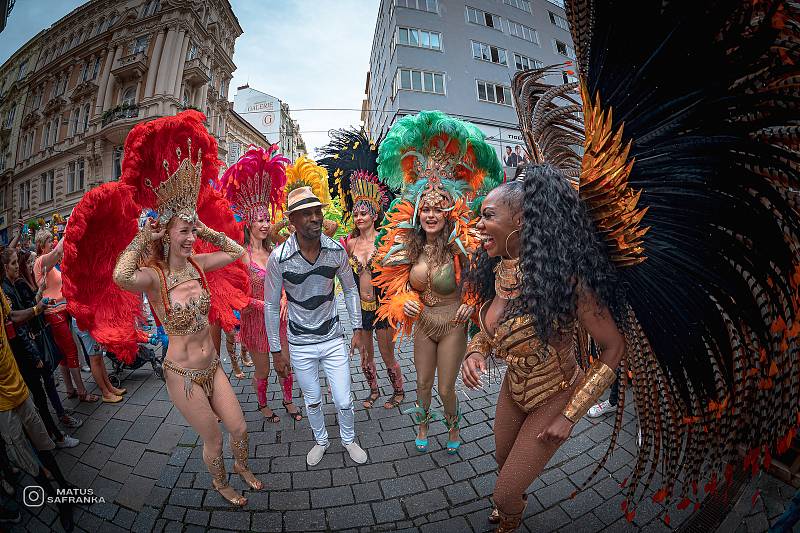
[264,186,369,466]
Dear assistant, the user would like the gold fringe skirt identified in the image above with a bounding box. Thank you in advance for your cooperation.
[416,302,464,342]
[163,357,220,399]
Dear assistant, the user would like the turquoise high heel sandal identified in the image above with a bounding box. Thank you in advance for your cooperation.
[444,407,462,455]
[403,405,434,452]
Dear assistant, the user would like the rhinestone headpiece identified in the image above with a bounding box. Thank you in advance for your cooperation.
[144,139,202,225]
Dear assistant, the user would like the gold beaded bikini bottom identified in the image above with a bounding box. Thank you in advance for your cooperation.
[163,357,219,399]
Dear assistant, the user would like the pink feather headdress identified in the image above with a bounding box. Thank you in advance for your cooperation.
[217,144,289,223]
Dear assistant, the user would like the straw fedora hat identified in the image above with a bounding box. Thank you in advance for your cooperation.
[285,186,328,214]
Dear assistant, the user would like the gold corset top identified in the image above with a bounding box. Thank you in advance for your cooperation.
[151,260,212,336]
[409,252,457,306]
[474,303,579,413]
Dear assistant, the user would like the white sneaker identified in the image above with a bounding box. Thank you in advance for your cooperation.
[587,399,615,418]
[343,441,368,464]
[306,443,329,466]
[56,435,79,449]
[80,365,91,373]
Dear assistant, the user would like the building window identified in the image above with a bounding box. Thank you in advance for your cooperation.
[547,0,566,7]
[397,68,445,95]
[81,61,90,82]
[508,20,538,44]
[549,11,569,31]
[121,86,136,106]
[51,117,60,145]
[54,76,66,97]
[33,89,42,109]
[40,170,54,202]
[141,0,160,17]
[113,147,123,180]
[182,89,191,108]
[4,104,16,128]
[397,27,442,50]
[95,18,105,35]
[503,0,531,13]
[513,53,543,71]
[82,103,91,132]
[562,72,578,84]
[70,33,79,49]
[132,36,148,55]
[186,43,199,60]
[16,60,27,80]
[477,80,512,106]
[466,6,503,30]
[395,0,438,13]
[553,39,576,59]
[41,123,50,150]
[91,57,101,79]
[69,108,79,136]
[18,180,31,210]
[471,41,508,66]
[107,13,118,29]
[22,132,33,159]
[86,23,94,37]
[68,159,85,193]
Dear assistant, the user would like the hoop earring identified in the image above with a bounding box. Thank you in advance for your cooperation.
[162,234,170,259]
[504,228,520,258]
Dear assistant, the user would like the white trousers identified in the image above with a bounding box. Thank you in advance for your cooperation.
[289,337,354,445]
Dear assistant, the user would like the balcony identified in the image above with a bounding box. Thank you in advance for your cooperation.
[111,51,148,82]
[183,58,210,87]
[70,80,99,102]
[102,104,139,127]
[43,96,66,116]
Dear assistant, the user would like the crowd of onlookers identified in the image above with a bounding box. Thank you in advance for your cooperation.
[0,219,120,531]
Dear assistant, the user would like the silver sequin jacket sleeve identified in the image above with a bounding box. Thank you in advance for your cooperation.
[336,248,363,330]
[264,248,283,353]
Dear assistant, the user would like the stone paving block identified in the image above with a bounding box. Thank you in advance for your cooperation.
[445,480,479,505]
[112,403,145,422]
[420,516,470,533]
[114,473,155,511]
[148,486,171,507]
[250,511,283,532]
[536,477,575,508]
[420,467,452,489]
[368,443,408,463]
[156,464,182,488]
[358,462,396,482]
[311,485,355,507]
[166,445,192,467]
[331,465,359,486]
[404,489,449,517]
[283,509,326,531]
[92,475,123,503]
[133,450,169,479]
[210,510,250,530]
[469,453,497,475]
[380,474,425,498]
[327,503,375,529]
[109,439,146,467]
[68,462,99,487]
[124,415,163,444]
[161,505,185,522]
[471,472,498,498]
[79,442,115,470]
[371,498,406,523]
[352,481,383,503]
[167,487,204,508]
[184,509,210,527]
[526,505,572,533]
[270,454,307,472]
[293,469,332,489]
[394,454,436,476]
[270,490,310,510]
[146,423,184,454]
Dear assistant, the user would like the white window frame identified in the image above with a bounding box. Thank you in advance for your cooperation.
[67,159,85,193]
[132,36,148,55]
[41,123,50,150]
[40,170,54,203]
[547,0,566,7]
[4,104,16,128]
[396,68,445,95]
[503,0,531,13]
[549,11,570,31]
[121,86,137,106]
[186,43,199,60]
[92,57,101,79]
[397,27,442,51]
[513,52,543,71]
[553,39,576,59]
[465,6,504,31]
[16,60,27,80]
[508,20,539,44]
[82,103,91,132]
[471,40,508,66]
[395,0,438,13]
[81,60,90,82]
[19,180,31,210]
[69,108,79,136]
[476,80,513,106]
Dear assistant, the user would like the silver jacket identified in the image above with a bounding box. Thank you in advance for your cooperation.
[264,233,362,352]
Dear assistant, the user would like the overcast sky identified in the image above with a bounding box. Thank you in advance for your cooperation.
[0,0,379,155]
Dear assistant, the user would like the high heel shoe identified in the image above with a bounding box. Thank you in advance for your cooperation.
[444,407,462,455]
[206,455,247,506]
[231,435,263,490]
[403,404,434,452]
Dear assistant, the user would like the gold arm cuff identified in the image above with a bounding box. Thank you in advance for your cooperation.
[198,225,245,260]
[112,227,151,291]
[466,331,492,359]
[563,359,616,423]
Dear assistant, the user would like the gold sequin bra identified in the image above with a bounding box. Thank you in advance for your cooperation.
[154,259,211,336]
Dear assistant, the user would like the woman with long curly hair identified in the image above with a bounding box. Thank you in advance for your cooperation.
[461,168,625,531]
[374,111,502,454]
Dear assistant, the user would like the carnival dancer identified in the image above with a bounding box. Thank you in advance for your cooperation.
[62,111,261,507]
[460,0,800,527]
[318,128,405,409]
[264,156,369,466]
[374,111,503,453]
[217,145,303,422]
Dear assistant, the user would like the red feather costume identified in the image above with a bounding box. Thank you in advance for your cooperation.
[62,111,248,363]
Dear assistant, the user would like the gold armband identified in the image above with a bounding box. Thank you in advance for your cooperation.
[466,331,493,359]
[563,359,616,423]
[113,227,151,291]
[197,225,244,260]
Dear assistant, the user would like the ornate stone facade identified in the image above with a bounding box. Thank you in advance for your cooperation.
[0,0,242,241]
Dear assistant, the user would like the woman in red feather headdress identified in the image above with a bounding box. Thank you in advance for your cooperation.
[62,111,261,507]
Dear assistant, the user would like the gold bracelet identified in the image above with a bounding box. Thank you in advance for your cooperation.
[466,331,492,360]
[33,306,39,316]
[563,359,616,423]
[197,225,244,260]
[113,227,151,291]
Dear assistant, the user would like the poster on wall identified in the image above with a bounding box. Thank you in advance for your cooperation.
[232,87,282,143]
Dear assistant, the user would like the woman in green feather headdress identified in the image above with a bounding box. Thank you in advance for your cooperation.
[373,111,503,455]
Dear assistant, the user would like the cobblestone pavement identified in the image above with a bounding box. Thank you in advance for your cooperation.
[9,298,798,532]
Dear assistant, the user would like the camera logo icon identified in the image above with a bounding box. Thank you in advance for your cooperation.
[23,485,45,507]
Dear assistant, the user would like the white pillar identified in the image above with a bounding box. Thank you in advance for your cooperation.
[163,30,186,97]
[101,46,123,112]
[172,33,190,99]
[154,28,178,95]
[144,29,165,97]
[95,47,115,114]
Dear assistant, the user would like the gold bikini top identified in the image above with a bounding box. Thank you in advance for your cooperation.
[409,246,458,306]
[150,258,211,336]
